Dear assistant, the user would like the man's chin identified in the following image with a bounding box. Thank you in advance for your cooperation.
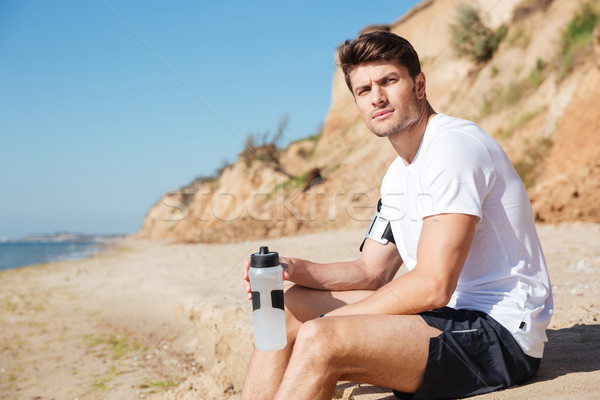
[372,129,400,138]
[364,118,407,138]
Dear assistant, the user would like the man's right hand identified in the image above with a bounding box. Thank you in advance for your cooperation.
[242,257,252,300]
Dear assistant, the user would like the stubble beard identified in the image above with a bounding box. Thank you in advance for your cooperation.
[370,116,417,138]
[369,95,421,138]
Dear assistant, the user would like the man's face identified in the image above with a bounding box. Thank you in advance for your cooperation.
[349,60,423,138]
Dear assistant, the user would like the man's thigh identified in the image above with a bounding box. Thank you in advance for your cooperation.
[295,312,442,393]
[284,285,442,391]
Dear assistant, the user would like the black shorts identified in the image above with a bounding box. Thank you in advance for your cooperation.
[393,307,541,400]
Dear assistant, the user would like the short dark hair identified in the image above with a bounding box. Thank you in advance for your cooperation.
[338,31,421,92]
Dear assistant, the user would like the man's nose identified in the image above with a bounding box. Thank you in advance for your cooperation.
[371,86,387,106]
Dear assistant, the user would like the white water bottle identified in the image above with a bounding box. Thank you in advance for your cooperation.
[249,246,287,351]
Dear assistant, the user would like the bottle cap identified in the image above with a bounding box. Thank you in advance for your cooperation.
[250,246,279,268]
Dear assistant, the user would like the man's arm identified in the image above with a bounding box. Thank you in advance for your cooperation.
[327,213,477,317]
[242,238,403,299]
[283,238,403,291]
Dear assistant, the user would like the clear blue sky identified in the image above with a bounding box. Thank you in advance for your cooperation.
[0,0,421,239]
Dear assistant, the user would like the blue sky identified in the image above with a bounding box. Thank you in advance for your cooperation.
[0,0,421,238]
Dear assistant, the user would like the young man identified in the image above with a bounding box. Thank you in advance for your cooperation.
[241,31,553,400]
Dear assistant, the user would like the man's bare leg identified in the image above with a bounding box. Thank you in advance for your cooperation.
[273,313,441,400]
[241,285,374,400]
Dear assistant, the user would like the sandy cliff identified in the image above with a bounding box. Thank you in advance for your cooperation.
[139,0,600,243]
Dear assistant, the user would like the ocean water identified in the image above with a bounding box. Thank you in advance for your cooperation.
[0,241,110,272]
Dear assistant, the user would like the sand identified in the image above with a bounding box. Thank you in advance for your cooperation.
[1,223,599,400]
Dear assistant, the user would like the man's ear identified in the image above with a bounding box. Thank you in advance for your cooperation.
[415,72,426,99]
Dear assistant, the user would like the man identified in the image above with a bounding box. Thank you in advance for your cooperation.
[242,31,553,400]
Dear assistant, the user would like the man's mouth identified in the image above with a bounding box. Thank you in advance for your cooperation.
[372,109,393,120]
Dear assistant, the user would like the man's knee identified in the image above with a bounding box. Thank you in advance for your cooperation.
[293,319,336,362]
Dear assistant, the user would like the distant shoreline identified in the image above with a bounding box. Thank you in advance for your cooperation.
[0,232,125,243]
[0,237,122,272]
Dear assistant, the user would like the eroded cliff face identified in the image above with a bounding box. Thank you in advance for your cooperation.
[140,0,600,243]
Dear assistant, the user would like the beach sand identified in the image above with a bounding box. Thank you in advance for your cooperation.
[1,223,599,399]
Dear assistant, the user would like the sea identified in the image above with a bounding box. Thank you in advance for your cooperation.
[0,238,116,272]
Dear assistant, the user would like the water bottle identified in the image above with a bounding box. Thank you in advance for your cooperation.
[249,246,287,351]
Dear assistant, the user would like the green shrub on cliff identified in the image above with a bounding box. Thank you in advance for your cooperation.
[450,4,507,62]
[559,3,599,73]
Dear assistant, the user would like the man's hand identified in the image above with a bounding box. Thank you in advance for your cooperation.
[242,256,292,300]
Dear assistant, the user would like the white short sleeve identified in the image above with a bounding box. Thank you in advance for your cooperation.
[418,133,496,220]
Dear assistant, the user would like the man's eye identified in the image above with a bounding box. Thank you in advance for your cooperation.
[357,88,370,96]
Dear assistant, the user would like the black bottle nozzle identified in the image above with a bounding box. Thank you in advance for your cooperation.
[251,246,279,268]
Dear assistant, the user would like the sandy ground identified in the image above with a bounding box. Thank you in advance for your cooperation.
[1,223,599,400]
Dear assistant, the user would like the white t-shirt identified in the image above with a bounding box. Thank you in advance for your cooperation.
[379,114,553,358]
